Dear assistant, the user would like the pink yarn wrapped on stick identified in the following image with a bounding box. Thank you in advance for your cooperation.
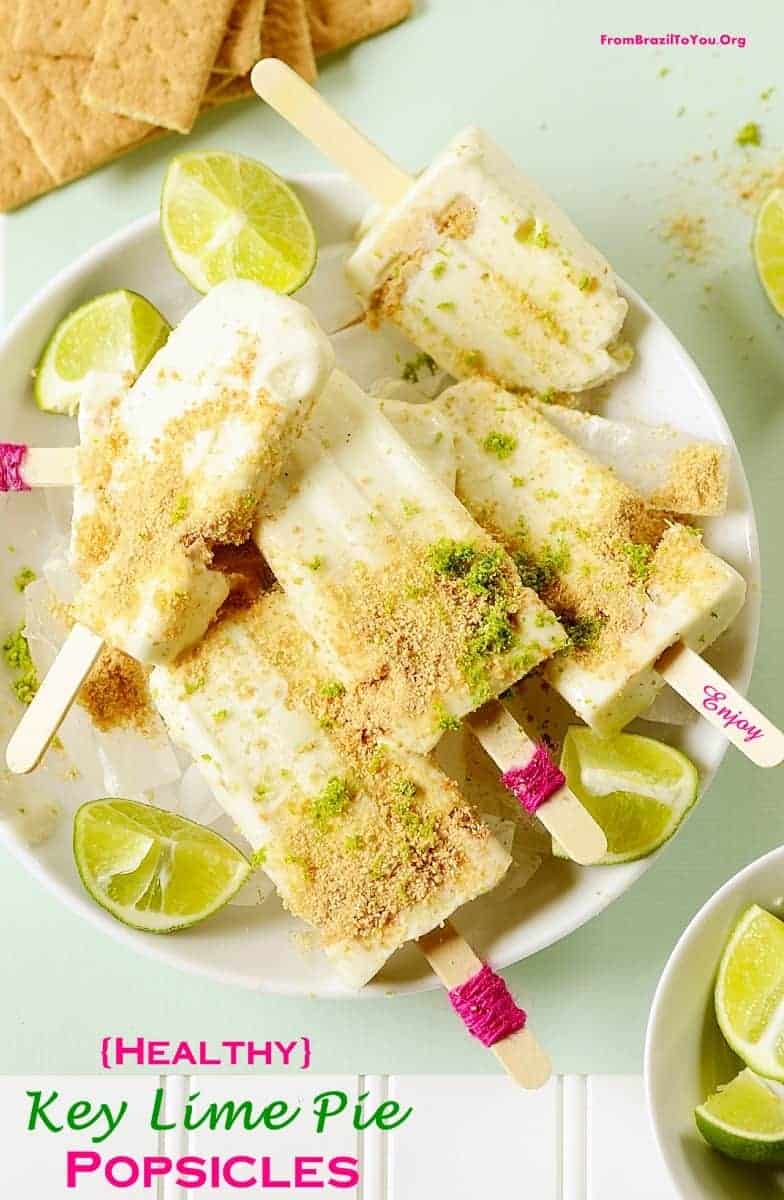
[448,965,527,1047]
[0,443,30,492]
[501,742,565,813]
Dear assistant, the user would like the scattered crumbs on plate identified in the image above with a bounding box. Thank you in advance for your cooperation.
[659,212,713,264]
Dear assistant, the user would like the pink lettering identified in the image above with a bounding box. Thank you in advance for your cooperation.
[702,685,764,742]
[67,1152,100,1187]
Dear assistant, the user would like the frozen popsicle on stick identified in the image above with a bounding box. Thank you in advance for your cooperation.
[5,282,334,775]
[251,58,630,395]
[253,369,607,862]
[431,379,782,768]
[151,588,550,1088]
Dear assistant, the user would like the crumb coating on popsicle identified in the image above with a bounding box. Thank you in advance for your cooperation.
[72,333,290,652]
[439,381,741,681]
[170,587,506,952]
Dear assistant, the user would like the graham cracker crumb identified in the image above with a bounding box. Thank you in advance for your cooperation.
[78,645,155,733]
[649,443,727,515]
[659,212,712,263]
[171,590,501,951]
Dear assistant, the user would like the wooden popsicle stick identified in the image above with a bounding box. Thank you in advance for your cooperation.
[250,58,412,207]
[467,700,608,865]
[19,447,76,488]
[5,624,104,774]
[418,922,551,1090]
[656,642,784,768]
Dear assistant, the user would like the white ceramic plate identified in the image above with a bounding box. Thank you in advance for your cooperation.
[645,846,784,1200]
[0,173,760,996]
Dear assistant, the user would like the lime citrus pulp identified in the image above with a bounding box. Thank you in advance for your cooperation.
[554,726,699,863]
[160,150,317,295]
[696,1067,784,1164]
[715,904,784,1081]
[73,798,251,933]
[753,187,784,318]
[34,289,170,416]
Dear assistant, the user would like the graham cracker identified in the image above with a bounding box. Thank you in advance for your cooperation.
[0,96,54,212]
[307,0,411,56]
[84,0,236,134]
[13,0,107,58]
[0,38,153,182]
[261,0,316,83]
[214,0,266,75]
[202,73,254,109]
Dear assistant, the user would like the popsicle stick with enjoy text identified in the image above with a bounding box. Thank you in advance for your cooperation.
[467,700,608,865]
[418,922,551,1090]
[656,643,784,768]
[5,624,104,774]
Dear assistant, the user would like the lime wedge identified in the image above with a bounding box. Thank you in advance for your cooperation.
[754,187,784,317]
[74,799,251,933]
[34,290,170,416]
[715,905,784,1081]
[696,1068,784,1164]
[160,151,317,295]
[554,727,699,863]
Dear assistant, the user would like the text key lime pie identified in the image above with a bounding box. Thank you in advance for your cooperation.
[0,65,776,1084]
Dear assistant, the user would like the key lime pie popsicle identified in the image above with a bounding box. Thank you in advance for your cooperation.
[70,281,334,664]
[346,127,631,395]
[5,282,334,776]
[252,370,607,862]
[432,380,747,737]
[251,60,630,396]
[151,587,511,989]
[253,369,567,754]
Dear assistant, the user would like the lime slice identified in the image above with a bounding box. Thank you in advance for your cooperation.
[74,798,251,933]
[715,905,784,1081]
[754,187,784,317]
[696,1068,784,1164]
[160,151,317,295]
[554,727,699,863]
[34,289,170,416]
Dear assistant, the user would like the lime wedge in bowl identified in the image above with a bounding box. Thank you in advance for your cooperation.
[161,151,317,295]
[34,289,170,416]
[753,187,784,318]
[74,799,251,933]
[696,1068,784,1164]
[554,727,699,864]
[715,904,784,1081]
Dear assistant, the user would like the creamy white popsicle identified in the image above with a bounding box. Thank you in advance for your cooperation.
[151,588,510,988]
[430,379,746,736]
[346,127,630,396]
[253,369,568,754]
[71,281,334,664]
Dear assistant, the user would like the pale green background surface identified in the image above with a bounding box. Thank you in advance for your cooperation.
[1,0,783,1075]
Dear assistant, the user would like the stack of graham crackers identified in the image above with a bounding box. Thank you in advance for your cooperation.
[0,0,411,212]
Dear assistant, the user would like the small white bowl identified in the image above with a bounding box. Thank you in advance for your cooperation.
[645,845,784,1199]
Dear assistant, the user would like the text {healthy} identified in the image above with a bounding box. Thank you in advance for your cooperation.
[100,1038,311,1070]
